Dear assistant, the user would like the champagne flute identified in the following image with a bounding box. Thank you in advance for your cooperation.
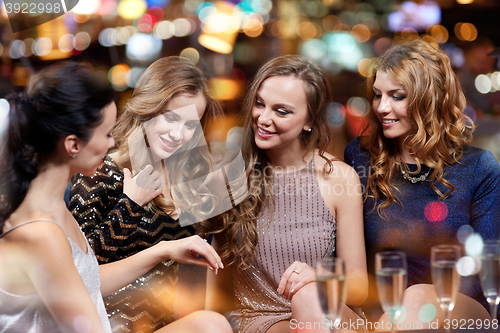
[316,257,347,333]
[480,241,500,320]
[431,245,461,327]
[375,251,408,329]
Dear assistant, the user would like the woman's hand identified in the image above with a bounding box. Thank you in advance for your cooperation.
[277,261,316,300]
[161,235,223,273]
[123,166,162,206]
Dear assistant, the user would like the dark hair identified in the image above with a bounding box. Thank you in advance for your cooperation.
[0,62,115,229]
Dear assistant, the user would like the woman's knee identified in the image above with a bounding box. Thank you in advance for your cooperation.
[182,310,232,333]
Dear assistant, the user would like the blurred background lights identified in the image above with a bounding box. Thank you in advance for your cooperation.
[73,0,101,15]
[23,38,34,57]
[211,78,240,101]
[126,33,162,61]
[424,201,448,222]
[179,48,200,64]
[118,0,147,20]
[0,99,9,124]
[99,28,116,47]
[300,39,327,62]
[475,74,492,94]
[358,58,375,78]
[59,34,75,53]
[465,233,484,256]
[126,67,146,88]
[455,22,478,42]
[457,225,474,244]
[347,96,370,117]
[456,256,479,276]
[9,40,26,59]
[136,14,156,33]
[324,32,364,72]
[109,64,130,90]
[457,0,475,4]
[74,32,91,51]
[327,102,346,128]
[33,38,52,56]
[351,24,370,43]
[154,21,175,39]
[297,21,319,40]
[173,18,192,37]
[428,25,449,43]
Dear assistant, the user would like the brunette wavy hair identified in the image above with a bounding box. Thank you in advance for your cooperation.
[214,55,333,269]
[112,56,223,219]
[361,38,474,214]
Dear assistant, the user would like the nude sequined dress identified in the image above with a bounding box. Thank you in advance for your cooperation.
[227,159,336,333]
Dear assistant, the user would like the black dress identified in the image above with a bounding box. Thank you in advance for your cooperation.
[69,155,195,333]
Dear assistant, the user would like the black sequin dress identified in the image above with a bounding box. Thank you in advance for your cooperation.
[69,155,195,333]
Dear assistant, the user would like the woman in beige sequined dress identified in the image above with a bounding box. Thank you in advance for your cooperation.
[209,55,368,333]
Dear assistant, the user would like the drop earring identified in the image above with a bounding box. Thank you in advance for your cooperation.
[72,154,77,159]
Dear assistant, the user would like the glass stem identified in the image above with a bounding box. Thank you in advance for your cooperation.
[489,301,498,321]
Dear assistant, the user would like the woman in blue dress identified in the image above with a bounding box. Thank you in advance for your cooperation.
[344,38,500,329]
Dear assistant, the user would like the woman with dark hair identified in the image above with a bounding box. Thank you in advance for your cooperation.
[344,38,500,328]
[68,56,226,331]
[209,55,368,333]
[0,62,231,333]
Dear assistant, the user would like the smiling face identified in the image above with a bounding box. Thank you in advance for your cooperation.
[146,93,207,160]
[78,102,117,176]
[251,75,310,154]
[372,70,412,141]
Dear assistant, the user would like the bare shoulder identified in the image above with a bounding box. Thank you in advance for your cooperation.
[312,151,360,185]
[2,220,71,259]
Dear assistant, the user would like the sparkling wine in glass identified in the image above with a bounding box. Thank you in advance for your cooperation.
[375,251,408,327]
[480,241,500,320]
[431,245,461,327]
[316,257,346,333]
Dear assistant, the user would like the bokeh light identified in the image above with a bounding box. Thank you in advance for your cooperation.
[126,33,162,61]
[179,48,200,64]
[23,38,34,57]
[429,25,449,43]
[59,34,75,53]
[456,256,480,276]
[358,58,375,78]
[347,96,370,117]
[173,18,192,37]
[154,21,175,39]
[424,201,448,222]
[9,40,26,59]
[455,22,478,42]
[118,0,147,20]
[418,304,436,323]
[300,39,327,62]
[33,38,52,56]
[351,24,370,43]
[73,0,101,15]
[74,32,91,51]
[465,233,484,256]
[457,225,474,244]
[126,67,146,88]
[475,74,492,94]
[327,102,346,128]
[109,64,130,90]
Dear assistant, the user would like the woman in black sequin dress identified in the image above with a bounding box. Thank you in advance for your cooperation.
[69,57,231,333]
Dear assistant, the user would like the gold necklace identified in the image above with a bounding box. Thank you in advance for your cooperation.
[400,167,430,183]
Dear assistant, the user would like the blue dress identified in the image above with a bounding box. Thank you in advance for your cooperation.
[344,138,500,319]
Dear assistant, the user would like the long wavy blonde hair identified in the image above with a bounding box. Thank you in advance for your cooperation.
[113,57,223,218]
[214,55,334,269]
[361,38,474,214]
